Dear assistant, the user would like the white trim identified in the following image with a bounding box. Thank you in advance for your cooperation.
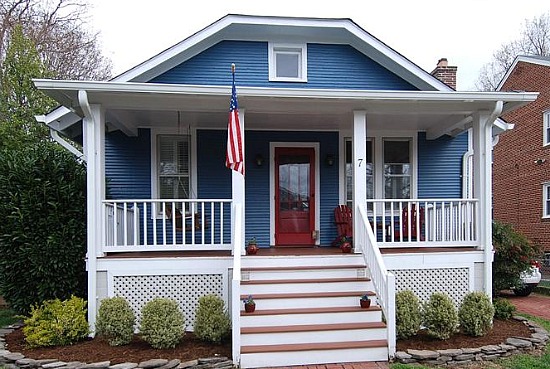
[543,182,550,219]
[268,43,308,82]
[497,55,550,91]
[543,110,550,147]
[269,142,321,246]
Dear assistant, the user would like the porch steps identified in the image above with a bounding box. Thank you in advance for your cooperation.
[238,256,388,368]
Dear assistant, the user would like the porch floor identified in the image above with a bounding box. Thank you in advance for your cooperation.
[101,246,477,259]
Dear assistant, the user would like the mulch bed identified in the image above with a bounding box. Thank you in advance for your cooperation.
[5,329,232,364]
[396,318,533,351]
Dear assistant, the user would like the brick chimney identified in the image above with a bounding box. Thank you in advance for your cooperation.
[431,58,457,90]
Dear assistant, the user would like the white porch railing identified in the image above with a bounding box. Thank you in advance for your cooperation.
[102,199,232,252]
[366,198,480,248]
[231,203,243,366]
[357,203,396,357]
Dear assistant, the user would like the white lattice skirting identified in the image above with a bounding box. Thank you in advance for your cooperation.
[390,267,469,305]
[113,274,224,330]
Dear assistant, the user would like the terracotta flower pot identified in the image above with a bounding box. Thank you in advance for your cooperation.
[246,243,258,255]
[244,303,256,313]
[360,298,371,308]
[340,242,352,253]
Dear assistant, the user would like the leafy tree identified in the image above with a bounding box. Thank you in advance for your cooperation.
[0,24,54,149]
[477,13,550,91]
[0,142,86,314]
[1,0,112,80]
[492,220,541,295]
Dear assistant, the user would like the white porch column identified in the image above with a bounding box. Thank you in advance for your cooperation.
[82,100,105,334]
[353,111,367,253]
[232,109,245,255]
[472,107,500,299]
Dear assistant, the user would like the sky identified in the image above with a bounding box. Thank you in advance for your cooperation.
[88,0,550,91]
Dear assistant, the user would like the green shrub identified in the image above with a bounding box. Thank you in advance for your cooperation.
[140,298,184,349]
[22,295,89,348]
[492,221,541,295]
[96,297,136,346]
[396,290,421,339]
[458,292,494,337]
[423,292,458,340]
[193,294,231,343]
[493,298,516,320]
[0,142,86,314]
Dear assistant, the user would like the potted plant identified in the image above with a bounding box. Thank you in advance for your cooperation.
[338,236,353,253]
[360,294,371,308]
[246,237,258,255]
[243,295,255,313]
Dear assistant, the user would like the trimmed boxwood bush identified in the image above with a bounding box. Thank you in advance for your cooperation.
[396,290,421,339]
[23,295,89,348]
[96,296,136,346]
[423,292,459,340]
[0,142,86,314]
[193,294,231,343]
[140,298,184,349]
[493,297,516,320]
[458,292,494,336]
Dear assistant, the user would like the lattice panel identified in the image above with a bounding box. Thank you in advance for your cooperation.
[390,268,469,306]
[113,274,223,330]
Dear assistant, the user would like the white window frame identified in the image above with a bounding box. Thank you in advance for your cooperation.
[150,127,196,201]
[268,43,307,82]
[544,110,550,147]
[544,182,550,219]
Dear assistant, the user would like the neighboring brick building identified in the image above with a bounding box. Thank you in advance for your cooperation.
[493,55,550,257]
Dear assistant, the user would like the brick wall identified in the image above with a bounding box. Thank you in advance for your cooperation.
[493,61,550,252]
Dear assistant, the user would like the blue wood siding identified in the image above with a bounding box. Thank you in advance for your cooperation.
[417,131,468,198]
[150,41,417,91]
[105,128,151,200]
[245,131,339,247]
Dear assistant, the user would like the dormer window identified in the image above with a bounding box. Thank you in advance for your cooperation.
[269,43,307,82]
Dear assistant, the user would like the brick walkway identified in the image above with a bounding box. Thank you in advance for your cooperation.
[505,292,550,320]
[262,362,389,369]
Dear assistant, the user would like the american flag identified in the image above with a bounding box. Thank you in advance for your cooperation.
[225,64,244,175]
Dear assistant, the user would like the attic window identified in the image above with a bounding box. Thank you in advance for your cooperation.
[269,43,307,82]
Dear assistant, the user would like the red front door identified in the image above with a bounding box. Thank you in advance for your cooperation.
[275,147,315,246]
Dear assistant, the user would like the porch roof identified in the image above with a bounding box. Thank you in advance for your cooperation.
[34,79,538,139]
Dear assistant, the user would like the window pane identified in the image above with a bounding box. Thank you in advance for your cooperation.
[384,140,411,200]
[159,176,189,199]
[385,176,410,199]
[384,140,409,163]
[276,52,299,78]
[546,186,550,216]
[345,139,373,202]
[158,135,190,199]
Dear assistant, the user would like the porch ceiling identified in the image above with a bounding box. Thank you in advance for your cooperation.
[34,79,538,138]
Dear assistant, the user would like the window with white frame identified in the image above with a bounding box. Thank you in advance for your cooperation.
[268,43,307,82]
[345,139,373,208]
[544,183,550,218]
[383,139,411,199]
[544,111,550,146]
[157,135,190,199]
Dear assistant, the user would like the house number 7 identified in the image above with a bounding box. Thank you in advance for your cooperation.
[358,158,363,167]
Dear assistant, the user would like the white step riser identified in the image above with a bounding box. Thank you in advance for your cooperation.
[243,268,365,280]
[241,310,382,327]
[242,296,375,310]
[240,347,388,368]
[241,281,371,294]
[241,328,387,346]
[241,255,365,268]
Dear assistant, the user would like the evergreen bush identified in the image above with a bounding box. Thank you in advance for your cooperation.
[140,298,184,349]
[22,295,89,348]
[493,298,516,320]
[0,142,86,314]
[396,290,421,339]
[193,294,231,343]
[458,292,494,336]
[423,292,459,340]
[96,296,136,346]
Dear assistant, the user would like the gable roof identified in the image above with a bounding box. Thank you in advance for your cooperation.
[112,14,452,91]
[497,55,550,91]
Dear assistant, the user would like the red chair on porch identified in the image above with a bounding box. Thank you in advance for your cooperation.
[332,205,353,246]
[400,204,425,241]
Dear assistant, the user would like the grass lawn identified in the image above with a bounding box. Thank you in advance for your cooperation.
[539,280,550,288]
[0,307,18,327]
[390,313,550,369]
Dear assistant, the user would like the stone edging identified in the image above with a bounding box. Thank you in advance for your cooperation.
[393,316,550,366]
[0,324,234,369]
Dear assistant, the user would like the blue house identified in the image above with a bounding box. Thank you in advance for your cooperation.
[35,14,537,367]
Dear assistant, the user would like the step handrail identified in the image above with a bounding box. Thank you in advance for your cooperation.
[231,203,243,366]
[357,203,396,357]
